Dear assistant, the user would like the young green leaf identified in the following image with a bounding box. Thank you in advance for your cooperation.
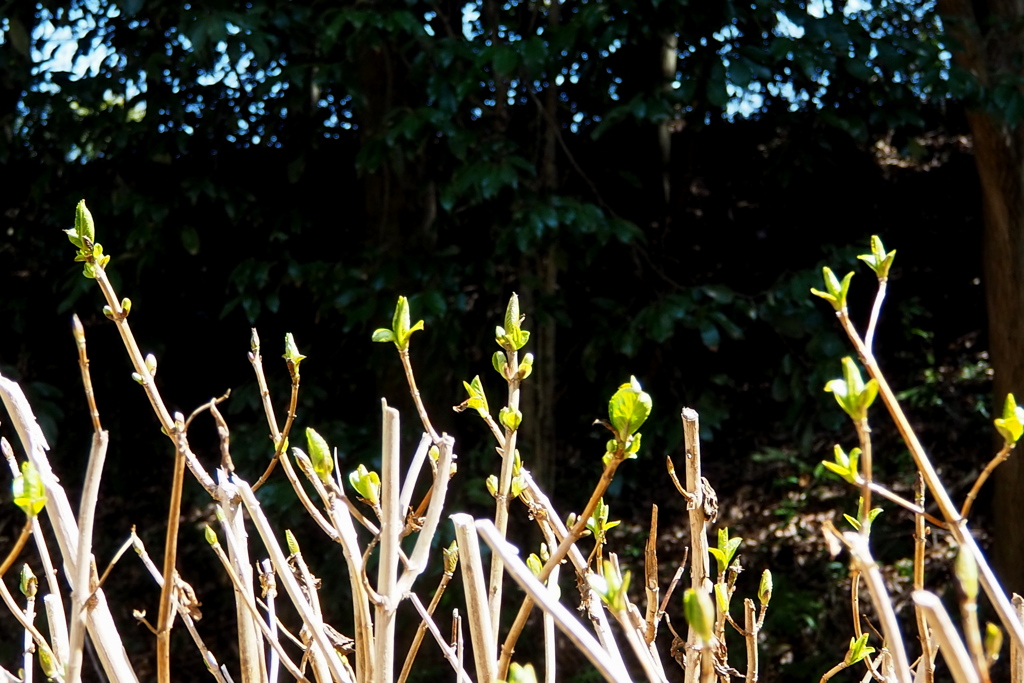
[822,444,861,484]
[810,266,854,311]
[389,295,425,350]
[455,375,490,417]
[825,357,878,421]
[12,461,46,517]
[371,328,396,343]
[75,199,96,244]
[995,393,1024,446]
[845,633,875,665]
[857,235,896,280]
[492,350,509,378]
[608,376,652,442]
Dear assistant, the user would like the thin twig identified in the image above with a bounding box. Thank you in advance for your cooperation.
[399,348,441,444]
[864,279,887,355]
[0,521,32,580]
[961,442,1014,519]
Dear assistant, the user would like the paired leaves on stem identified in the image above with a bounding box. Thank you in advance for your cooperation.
[372,296,425,351]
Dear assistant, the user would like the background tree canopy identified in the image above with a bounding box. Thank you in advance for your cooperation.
[1,0,1020,679]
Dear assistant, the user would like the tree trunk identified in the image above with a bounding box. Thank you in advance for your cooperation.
[939,0,1024,593]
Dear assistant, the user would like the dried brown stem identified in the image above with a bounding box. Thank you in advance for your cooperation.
[914,474,935,683]
[0,520,31,579]
[644,505,660,645]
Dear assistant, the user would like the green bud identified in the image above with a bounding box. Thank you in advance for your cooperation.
[985,621,1003,665]
[348,464,381,505]
[20,564,37,598]
[442,541,459,574]
[428,445,440,462]
[683,588,714,643]
[508,662,538,683]
[716,582,732,612]
[204,525,218,546]
[486,475,499,498]
[758,569,773,606]
[131,372,144,384]
[121,298,131,317]
[75,199,96,244]
[492,350,509,378]
[250,328,260,353]
[38,643,60,680]
[955,545,978,601]
[283,333,306,367]
[526,553,543,576]
[499,406,523,431]
[13,461,46,517]
[285,529,300,555]
[306,428,334,483]
[145,353,157,376]
[102,305,115,320]
[517,352,534,380]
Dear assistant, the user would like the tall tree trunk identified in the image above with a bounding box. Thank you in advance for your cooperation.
[519,0,561,492]
[939,0,1024,593]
